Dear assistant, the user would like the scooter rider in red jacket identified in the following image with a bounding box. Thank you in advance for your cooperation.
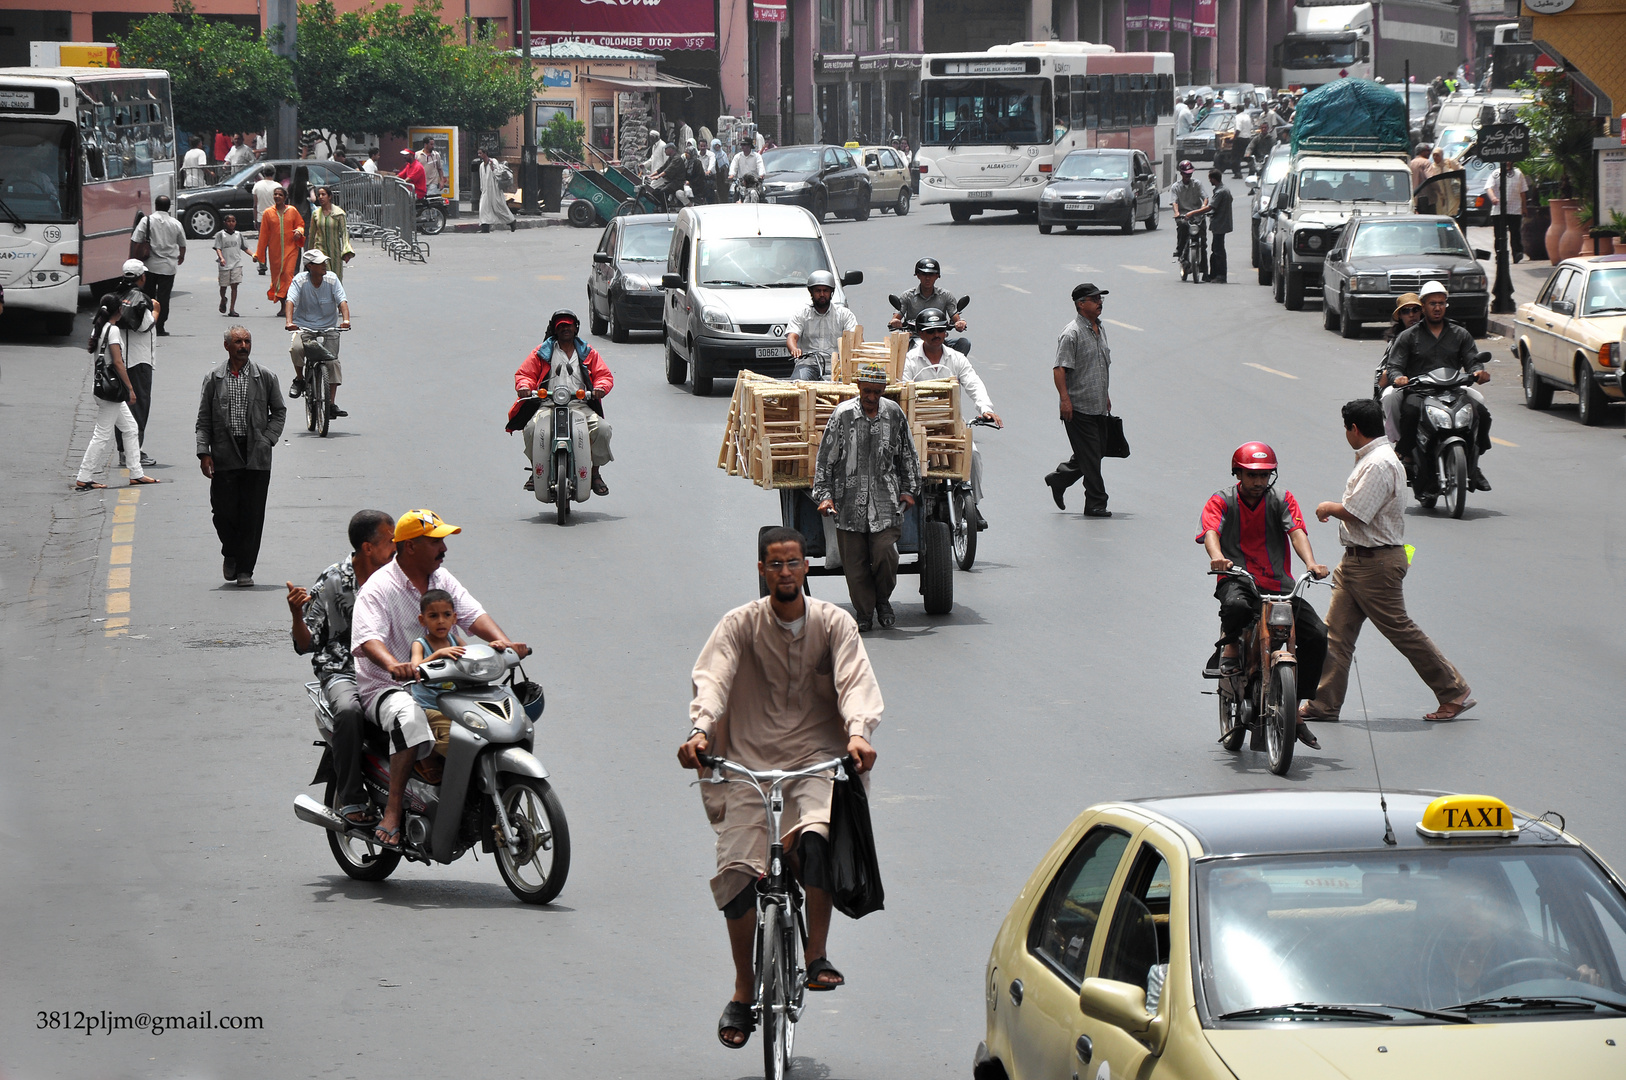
[507,310,614,494]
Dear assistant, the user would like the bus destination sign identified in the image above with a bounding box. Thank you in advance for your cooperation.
[0,88,39,110]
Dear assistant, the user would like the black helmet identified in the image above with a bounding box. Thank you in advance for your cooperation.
[913,257,941,276]
[913,307,951,332]
[546,310,581,338]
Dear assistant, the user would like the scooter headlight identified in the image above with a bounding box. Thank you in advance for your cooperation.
[461,710,489,731]
[1453,404,1475,428]
[550,384,573,405]
[460,654,506,682]
[1425,404,1452,428]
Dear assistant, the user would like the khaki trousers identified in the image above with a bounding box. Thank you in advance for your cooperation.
[1307,546,1468,718]
[836,526,901,619]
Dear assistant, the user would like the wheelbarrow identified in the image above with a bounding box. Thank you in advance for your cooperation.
[565,167,626,227]
[759,489,953,614]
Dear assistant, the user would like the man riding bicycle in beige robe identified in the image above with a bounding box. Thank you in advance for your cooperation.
[678,525,881,1051]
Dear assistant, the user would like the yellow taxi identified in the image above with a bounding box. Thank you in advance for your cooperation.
[851,145,914,217]
[975,790,1626,1080]
[1512,254,1626,426]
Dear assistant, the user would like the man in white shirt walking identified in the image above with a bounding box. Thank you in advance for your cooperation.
[182,135,208,187]
[1300,398,1474,725]
[132,195,185,336]
[1487,162,1527,263]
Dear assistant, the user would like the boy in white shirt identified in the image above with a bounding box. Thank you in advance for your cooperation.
[213,214,247,317]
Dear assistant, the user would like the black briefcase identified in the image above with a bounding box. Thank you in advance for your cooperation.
[1102,413,1130,458]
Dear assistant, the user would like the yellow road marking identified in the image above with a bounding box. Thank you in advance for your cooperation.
[536,274,565,281]
[1490,436,1518,447]
[111,524,134,543]
[111,545,131,564]
[1001,283,1032,294]
[1103,318,1143,332]
[106,592,130,614]
[108,567,130,590]
[472,275,499,281]
[1120,264,1165,274]
[108,487,142,634]
[113,504,136,523]
[1245,362,1299,380]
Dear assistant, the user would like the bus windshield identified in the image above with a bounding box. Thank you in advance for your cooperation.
[0,119,76,222]
[922,78,1052,146]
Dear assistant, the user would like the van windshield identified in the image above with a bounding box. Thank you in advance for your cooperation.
[697,236,831,288]
[1298,168,1409,202]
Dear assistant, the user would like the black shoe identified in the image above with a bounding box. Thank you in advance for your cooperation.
[971,507,988,531]
[1044,474,1066,510]
[480,224,491,233]
[288,377,306,399]
[1296,722,1321,750]
[509,221,517,233]
[855,612,873,633]
[155,328,170,337]
[1469,467,1491,492]
[222,557,237,581]
[523,475,535,491]
[328,403,347,418]
[876,600,895,628]
[1083,508,1113,518]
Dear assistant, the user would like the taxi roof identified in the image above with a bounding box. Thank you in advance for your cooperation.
[1128,789,1570,858]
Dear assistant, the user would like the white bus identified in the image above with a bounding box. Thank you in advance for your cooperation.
[0,66,175,331]
[915,41,1176,221]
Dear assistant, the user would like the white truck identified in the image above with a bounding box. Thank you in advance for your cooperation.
[1275,0,1461,90]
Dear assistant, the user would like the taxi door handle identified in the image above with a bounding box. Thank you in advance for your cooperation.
[1008,979,1023,1007]
[1076,1034,1094,1065]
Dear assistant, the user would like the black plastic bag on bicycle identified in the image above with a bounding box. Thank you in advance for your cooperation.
[828,771,884,919]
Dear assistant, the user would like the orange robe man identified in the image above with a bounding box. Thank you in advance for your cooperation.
[254,190,305,309]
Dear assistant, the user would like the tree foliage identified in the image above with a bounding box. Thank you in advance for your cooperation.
[115,1,295,136]
[537,112,586,159]
[295,0,531,136]
[1514,71,1596,202]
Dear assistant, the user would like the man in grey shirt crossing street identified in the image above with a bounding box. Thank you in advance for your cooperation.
[1046,283,1114,517]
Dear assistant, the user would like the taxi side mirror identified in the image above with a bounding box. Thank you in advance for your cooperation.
[1079,978,1168,1054]
[593,251,612,264]
[661,272,683,289]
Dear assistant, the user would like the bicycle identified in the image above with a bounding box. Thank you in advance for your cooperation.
[696,752,851,1080]
[292,325,348,438]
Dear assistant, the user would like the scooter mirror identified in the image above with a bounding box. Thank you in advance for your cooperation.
[957,295,972,313]
[888,293,902,310]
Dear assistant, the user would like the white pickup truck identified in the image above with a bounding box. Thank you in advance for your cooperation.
[1266,153,1418,310]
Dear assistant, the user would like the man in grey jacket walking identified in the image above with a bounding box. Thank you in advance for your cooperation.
[197,326,286,587]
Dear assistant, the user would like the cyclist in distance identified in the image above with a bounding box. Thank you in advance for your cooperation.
[678,527,880,1050]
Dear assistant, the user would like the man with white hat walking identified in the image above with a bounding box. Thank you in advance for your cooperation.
[813,364,922,631]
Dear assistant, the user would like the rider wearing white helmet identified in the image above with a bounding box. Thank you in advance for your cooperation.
[901,307,1001,530]
[786,269,857,381]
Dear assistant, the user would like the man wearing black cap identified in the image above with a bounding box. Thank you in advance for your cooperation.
[1046,284,1114,517]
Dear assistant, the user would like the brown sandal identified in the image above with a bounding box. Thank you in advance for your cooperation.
[129,476,161,485]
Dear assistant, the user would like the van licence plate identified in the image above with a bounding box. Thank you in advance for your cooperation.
[755,346,790,358]
[1065,202,1094,211]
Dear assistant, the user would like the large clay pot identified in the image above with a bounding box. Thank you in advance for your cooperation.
[1558,202,1588,261]
[1597,235,1617,256]
[1522,204,1549,262]
[1547,199,1574,265]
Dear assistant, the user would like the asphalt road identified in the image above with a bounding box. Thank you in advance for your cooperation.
[3,186,1624,1079]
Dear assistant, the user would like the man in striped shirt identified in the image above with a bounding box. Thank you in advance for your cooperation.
[351,509,529,849]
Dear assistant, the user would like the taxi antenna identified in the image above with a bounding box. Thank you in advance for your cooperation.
[1352,655,1397,846]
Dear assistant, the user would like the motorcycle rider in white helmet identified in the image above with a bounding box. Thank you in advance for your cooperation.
[902,307,1002,530]
[786,270,857,381]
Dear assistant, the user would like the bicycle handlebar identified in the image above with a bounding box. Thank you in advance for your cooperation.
[292,325,349,334]
[696,753,852,785]
[1209,565,1325,600]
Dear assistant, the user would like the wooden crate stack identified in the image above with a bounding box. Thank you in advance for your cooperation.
[832,329,910,385]
[719,370,970,487]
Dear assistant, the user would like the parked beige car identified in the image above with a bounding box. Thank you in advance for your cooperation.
[1512,254,1626,426]
[853,145,912,216]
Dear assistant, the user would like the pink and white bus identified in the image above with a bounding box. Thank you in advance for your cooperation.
[0,67,174,332]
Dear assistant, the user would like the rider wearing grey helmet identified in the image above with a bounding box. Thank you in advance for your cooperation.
[889,257,968,351]
[786,269,857,381]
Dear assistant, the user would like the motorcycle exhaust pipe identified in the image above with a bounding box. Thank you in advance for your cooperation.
[294,792,350,833]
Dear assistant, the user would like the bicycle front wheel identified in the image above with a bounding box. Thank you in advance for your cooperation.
[314,363,330,438]
[757,901,789,1080]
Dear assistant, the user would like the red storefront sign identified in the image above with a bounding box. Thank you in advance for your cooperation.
[753,0,786,21]
[528,0,716,51]
[1147,0,1170,31]
[1171,0,1192,33]
[1192,0,1217,37]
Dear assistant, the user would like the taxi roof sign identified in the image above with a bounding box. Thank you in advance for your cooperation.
[1416,794,1519,839]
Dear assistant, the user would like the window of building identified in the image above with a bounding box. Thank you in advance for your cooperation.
[820,0,840,54]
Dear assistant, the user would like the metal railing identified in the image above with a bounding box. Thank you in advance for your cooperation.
[335,172,431,263]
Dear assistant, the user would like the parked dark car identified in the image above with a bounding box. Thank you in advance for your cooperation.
[587,212,677,342]
[1036,149,1160,235]
[1176,109,1241,170]
[758,145,873,222]
[175,159,358,239]
[1320,214,1491,338]
[1250,143,1293,278]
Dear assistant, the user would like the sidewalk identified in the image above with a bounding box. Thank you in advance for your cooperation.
[1462,224,1558,340]
[444,198,572,233]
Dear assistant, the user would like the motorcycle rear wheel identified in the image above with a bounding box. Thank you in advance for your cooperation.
[949,486,977,570]
[324,780,400,881]
[493,776,571,904]
[1219,681,1246,751]
[1265,665,1297,777]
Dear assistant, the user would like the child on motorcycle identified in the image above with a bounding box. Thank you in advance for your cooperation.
[408,589,466,780]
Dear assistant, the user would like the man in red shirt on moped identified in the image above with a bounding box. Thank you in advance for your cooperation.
[1197,443,1330,748]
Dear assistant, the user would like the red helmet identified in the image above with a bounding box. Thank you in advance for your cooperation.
[1231,442,1278,473]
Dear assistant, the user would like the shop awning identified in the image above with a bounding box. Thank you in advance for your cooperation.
[1533,41,1612,115]
[580,72,710,92]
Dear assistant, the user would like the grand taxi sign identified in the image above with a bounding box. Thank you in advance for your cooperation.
[1416,794,1519,839]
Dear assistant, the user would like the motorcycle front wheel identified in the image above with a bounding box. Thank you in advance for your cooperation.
[1447,444,1468,519]
[417,203,446,235]
[948,486,977,570]
[1265,665,1297,777]
[323,780,400,881]
[493,776,571,904]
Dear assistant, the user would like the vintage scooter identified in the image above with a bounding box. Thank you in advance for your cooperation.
[527,383,596,525]
[1403,364,1485,520]
[293,645,570,904]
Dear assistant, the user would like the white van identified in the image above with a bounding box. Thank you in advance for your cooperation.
[660,203,862,396]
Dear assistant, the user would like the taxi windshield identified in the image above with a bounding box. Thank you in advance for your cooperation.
[1198,848,1626,1021]
[697,237,830,288]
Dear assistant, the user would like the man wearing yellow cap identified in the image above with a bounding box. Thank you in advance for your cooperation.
[351,509,529,849]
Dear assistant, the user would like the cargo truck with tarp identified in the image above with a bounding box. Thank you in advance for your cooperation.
[1276,0,1462,90]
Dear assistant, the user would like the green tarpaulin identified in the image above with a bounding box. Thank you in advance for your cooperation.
[1291,79,1410,156]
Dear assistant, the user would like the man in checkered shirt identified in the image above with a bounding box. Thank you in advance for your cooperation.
[350,510,529,850]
